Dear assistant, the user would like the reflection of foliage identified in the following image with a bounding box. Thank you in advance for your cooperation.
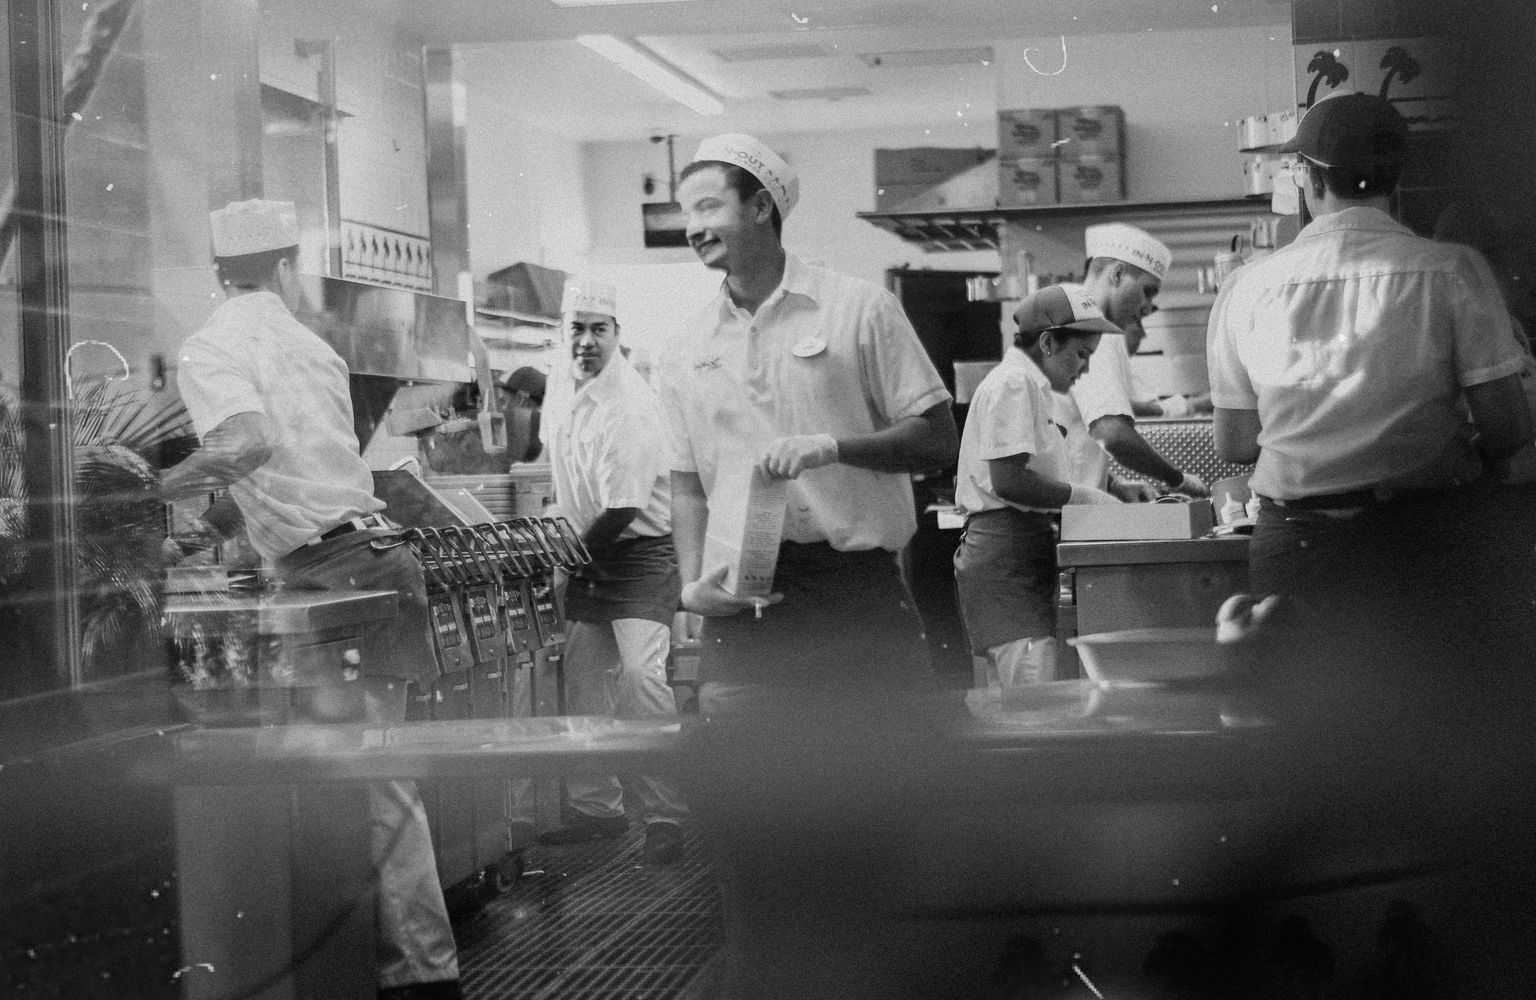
[74,442,163,668]
[70,380,196,674]
[0,378,197,675]
[0,394,25,585]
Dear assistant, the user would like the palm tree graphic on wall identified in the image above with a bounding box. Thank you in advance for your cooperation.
[1378,46,1422,100]
[1305,50,1351,107]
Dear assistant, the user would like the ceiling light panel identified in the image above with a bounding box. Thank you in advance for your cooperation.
[712,42,831,62]
[770,86,871,101]
[576,34,724,115]
[858,47,994,69]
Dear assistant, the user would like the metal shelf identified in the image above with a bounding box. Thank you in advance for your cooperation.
[858,197,1265,252]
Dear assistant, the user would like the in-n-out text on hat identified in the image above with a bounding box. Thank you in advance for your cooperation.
[1084,222,1172,281]
[692,133,800,220]
[1014,282,1124,336]
[561,276,619,319]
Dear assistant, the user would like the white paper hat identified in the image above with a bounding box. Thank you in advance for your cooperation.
[209,199,300,257]
[692,133,799,219]
[1084,222,1172,281]
[561,276,618,319]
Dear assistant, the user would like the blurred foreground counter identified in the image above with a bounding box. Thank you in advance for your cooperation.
[136,682,1498,999]
[142,717,684,1000]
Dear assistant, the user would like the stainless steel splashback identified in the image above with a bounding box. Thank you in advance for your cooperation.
[293,275,472,384]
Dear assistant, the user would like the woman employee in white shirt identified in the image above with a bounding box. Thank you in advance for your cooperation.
[953,284,1148,690]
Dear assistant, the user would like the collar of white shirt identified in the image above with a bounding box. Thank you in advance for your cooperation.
[1298,205,1411,243]
[1002,345,1050,389]
[712,251,821,322]
[567,348,636,408]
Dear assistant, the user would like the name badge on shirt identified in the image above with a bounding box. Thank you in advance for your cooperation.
[791,337,827,358]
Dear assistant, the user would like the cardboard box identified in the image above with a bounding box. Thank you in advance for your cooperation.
[1057,156,1126,203]
[875,158,998,212]
[997,108,1058,159]
[997,157,1058,207]
[1056,105,1125,158]
[875,147,994,187]
[1060,500,1215,541]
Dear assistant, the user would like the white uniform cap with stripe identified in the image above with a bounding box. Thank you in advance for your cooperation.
[1013,282,1123,336]
[692,133,799,220]
[560,276,618,320]
[1084,222,1172,281]
[209,199,300,257]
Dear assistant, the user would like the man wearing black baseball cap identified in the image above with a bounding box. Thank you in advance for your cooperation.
[1207,91,1532,669]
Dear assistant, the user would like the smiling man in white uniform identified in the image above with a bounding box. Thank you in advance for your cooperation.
[535,277,687,865]
[657,134,958,712]
[1062,223,1210,498]
[162,200,460,1000]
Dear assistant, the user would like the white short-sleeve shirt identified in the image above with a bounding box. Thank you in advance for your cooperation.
[1207,206,1527,499]
[1063,332,1133,488]
[657,253,951,552]
[543,351,671,539]
[955,348,1072,515]
[175,291,381,561]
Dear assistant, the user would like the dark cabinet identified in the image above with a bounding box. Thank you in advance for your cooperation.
[890,269,1002,683]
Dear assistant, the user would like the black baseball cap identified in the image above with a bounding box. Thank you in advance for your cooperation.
[1278,92,1407,169]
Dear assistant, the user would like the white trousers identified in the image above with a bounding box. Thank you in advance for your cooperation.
[563,618,688,824]
[981,635,1059,688]
[364,683,460,989]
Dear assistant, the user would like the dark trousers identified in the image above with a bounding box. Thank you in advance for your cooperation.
[1250,482,1536,674]
[274,527,437,688]
[699,542,932,699]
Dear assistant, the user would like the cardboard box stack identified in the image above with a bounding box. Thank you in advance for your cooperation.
[874,147,998,212]
[997,108,1059,206]
[995,105,1129,207]
[1054,105,1128,203]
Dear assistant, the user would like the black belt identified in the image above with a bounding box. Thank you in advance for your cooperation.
[1266,486,1422,511]
[307,513,394,546]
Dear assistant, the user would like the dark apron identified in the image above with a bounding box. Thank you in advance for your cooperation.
[562,533,682,626]
[698,541,932,691]
[952,506,1058,655]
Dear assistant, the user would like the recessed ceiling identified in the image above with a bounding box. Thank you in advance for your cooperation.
[447,0,1290,143]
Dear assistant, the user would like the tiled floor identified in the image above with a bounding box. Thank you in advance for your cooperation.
[455,826,725,1000]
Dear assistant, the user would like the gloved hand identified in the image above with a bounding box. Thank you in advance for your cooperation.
[1173,471,1210,498]
[758,433,838,480]
[1157,394,1192,418]
[1068,484,1121,505]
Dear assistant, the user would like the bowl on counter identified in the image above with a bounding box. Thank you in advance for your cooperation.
[1068,627,1226,686]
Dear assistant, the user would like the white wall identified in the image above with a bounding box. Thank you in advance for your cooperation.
[995,24,1295,202]
[584,123,1000,287]
[260,0,431,238]
[461,45,593,285]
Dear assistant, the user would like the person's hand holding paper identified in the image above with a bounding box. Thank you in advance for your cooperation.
[757,433,838,480]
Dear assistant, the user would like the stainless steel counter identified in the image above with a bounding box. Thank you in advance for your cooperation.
[162,588,399,636]
[1058,535,1249,567]
[1057,536,1251,638]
